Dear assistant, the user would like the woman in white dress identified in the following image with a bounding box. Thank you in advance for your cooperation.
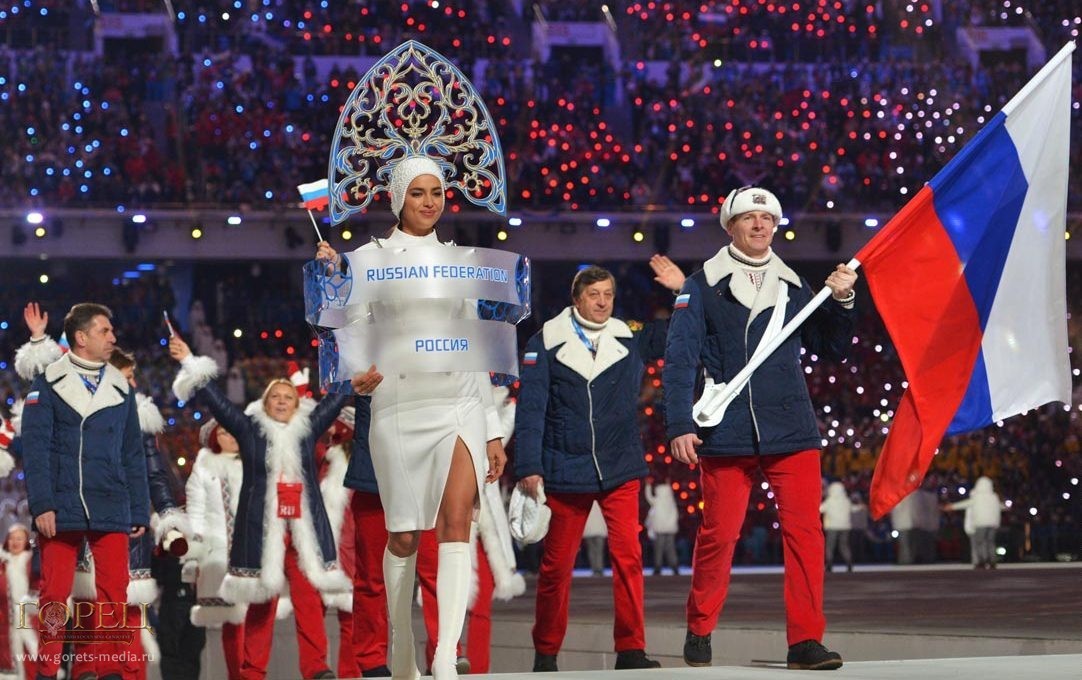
[316,155,508,680]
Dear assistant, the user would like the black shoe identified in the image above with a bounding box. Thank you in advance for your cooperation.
[615,649,661,669]
[683,630,712,667]
[787,640,843,670]
[361,666,391,678]
[456,656,471,674]
[311,671,336,679]
[533,652,558,672]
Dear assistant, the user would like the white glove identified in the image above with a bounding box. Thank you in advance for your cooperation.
[181,560,198,584]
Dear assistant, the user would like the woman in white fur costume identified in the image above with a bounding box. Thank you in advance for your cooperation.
[169,336,356,680]
[0,525,37,680]
[184,418,248,679]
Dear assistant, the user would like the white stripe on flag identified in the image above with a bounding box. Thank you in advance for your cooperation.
[982,42,1074,420]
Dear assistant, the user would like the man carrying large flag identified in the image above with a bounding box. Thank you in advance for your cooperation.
[859,42,1075,518]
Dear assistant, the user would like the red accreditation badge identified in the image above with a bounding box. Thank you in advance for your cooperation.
[277,482,303,518]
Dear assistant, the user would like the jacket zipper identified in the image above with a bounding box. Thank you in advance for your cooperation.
[744,322,762,444]
[78,415,90,519]
[587,380,604,482]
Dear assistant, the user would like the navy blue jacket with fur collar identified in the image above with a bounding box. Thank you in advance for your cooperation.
[514,307,667,493]
[663,248,855,456]
[173,355,352,604]
[21,355,150,533]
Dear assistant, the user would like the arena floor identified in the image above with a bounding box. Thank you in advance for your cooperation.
[199,562,1082,679]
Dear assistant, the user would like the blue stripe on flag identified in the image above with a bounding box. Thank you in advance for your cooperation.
[948,347,993,434]
[929,112,1027,330]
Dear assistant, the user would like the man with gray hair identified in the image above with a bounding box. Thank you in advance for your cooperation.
[664,187,857,671]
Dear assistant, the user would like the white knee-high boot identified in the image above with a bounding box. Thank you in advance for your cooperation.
[384,548,420,680]
[431,541,472,679]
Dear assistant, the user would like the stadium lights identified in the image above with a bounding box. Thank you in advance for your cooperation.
[864,217,880,228]
[191,226,203,239]
[496,229,508,241]
[680,218,695,229]
[26,211,44,225]
[596,217,611,229]
[341,229,353,241]
[508,217,523,227]
[779,217,790,226]
[227,215,243,226]
[132,214,147,224]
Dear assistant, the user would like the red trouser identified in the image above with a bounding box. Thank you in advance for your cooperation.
[222,621,245,680]
[687,450,826,645]
[533,479,645,655]
[37,531,130,678]
[69,599,96,679]
[240,533,329,680]
[334,609,358,679]
[350,491,389,674]
[417,533,496,672]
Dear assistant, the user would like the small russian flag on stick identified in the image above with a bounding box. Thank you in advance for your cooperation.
[297,179,330,241]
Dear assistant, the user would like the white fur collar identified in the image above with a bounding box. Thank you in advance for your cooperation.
[245,402,311,481]
[136,392,165,434]
[44,354,130,418]
[703,246,801,288]
[542,307,633,381]
[703,246,801,319]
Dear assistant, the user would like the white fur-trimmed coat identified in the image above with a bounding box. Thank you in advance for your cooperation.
[174,355,352,604]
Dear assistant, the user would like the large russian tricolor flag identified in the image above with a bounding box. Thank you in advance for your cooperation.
[859,42,1075,518]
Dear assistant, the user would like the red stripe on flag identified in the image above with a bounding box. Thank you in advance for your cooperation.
[858,186,984,518]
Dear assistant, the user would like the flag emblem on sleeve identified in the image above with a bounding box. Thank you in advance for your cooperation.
[26,391,39,405]
[674,293,690,309]
[523,352,538,366]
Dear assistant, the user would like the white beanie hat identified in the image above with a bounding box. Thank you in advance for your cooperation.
[389,155,446,217]
[720,186,783,227]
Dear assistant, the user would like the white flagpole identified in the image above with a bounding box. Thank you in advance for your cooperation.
[307,209,324,242]
[711,257,863,409]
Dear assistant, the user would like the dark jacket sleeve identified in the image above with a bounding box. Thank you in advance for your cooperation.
[194,380,254,444]
[344,395,378,493]
[145,434,179,514]
[20,375,57,519]
[635,319,669,362]
[662,278,707,441]
[512,332,550,480]
[123,393,151,528]
[309,392,351,438]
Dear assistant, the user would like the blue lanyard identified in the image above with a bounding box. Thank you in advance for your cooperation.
[569,315,596,355]
[79,366,106,395]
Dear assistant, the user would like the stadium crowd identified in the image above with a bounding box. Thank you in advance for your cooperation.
[0,0,1079,213]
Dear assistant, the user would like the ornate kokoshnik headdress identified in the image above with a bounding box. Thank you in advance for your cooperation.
[327,40,507,224]
[307,41,528,393]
